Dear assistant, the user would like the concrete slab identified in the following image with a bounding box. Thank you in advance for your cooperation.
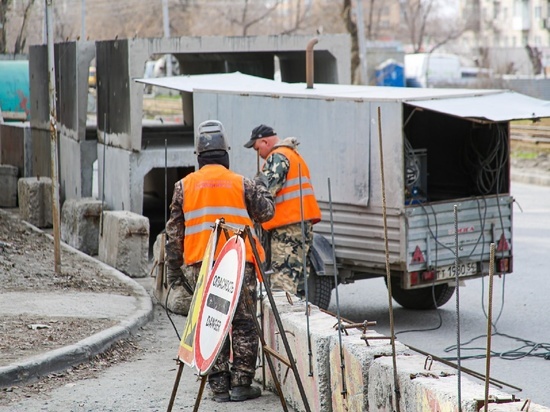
[61,197,103,255]
[0,164,18,207]
[98,210,149,278]
[17,176,52,228]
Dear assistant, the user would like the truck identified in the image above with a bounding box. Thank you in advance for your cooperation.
[137,72,550,310]
[405,53,462,88]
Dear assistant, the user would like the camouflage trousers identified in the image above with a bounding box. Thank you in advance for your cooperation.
[208,263,259,392]
[268,222,313,295]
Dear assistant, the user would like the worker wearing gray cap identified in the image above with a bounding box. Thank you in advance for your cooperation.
[244,124,321,296]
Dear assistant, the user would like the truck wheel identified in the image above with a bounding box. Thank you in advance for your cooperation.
[306,263,334,310]
[385,277,455,310]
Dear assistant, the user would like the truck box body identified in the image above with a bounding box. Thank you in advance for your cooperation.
[405,53,462,88]
[137,73,550,308]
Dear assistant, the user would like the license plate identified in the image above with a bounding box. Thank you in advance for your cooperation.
[436,262,478,280]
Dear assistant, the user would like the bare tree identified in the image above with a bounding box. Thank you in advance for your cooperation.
[365,0,383,40]
[401,0,434,53]
[224,0,281,36]
[279,0,313,35]
[54,5,75,42]
[400,0,466,53]
[13,0,36,55]
[0,0,12,54]
[341,0,360,84]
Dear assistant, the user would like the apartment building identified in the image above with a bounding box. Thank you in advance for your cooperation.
[460,0,550,48]
[458,0,550,75]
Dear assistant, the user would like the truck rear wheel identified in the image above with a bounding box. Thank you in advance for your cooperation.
[386,277,455,310]
[305,263,334,310]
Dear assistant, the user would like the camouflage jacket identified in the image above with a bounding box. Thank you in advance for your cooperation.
[165,173,274,270]
[262,138,299,198]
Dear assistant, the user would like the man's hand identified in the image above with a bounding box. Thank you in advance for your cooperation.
[167,267,183,285]
[167,267,194,295]
[254,172,269,188]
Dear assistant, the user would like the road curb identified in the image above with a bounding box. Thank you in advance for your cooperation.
[0,220,154,388]
[511,169,550,186]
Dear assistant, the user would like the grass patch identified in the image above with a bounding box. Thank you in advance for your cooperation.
[512,151,539,159]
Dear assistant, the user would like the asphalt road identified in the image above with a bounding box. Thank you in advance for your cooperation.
[330,181,550,408]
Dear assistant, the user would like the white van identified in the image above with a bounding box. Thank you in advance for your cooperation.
[405,53,461,87]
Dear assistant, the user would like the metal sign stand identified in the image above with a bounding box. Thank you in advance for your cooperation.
[166,222,311,412]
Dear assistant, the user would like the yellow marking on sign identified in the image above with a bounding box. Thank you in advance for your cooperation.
[177,228,217,367]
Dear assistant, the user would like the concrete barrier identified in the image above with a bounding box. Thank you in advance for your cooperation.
[0,164,18,207]
[261,294,550,412]
[17,177,52,228]
[98,210,149,278]
[61,198,104,255]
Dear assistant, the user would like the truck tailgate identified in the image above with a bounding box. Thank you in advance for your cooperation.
[405,195,513,277]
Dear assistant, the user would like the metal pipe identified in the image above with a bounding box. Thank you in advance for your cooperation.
[377,106,401,412]
[328,177,347,397]
[244,226,312,412]
[45,0,61,273]
[298,165,313,376]
[166,361,184,412]
[306,37,318,89]
[454,205,463,412]
[484,243,496,412]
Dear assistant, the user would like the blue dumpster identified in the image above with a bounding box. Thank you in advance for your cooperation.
[375,59,405,87]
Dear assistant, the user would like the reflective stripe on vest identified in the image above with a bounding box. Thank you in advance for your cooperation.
[262,146,321,231]
[182,165,265,264]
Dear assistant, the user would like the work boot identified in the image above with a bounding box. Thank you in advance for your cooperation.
[211,391,230,403]
[230,385,261,402]
[209,371,230,403]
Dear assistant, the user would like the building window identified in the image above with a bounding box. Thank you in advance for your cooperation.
[493,1,501,19]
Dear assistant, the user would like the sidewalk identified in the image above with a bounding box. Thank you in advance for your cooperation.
[0,233,153,388]
[0,167,549,391]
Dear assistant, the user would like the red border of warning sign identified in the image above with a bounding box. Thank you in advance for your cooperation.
[194,235,245,375]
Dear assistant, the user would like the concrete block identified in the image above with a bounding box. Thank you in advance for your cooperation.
[17,177,52,228]
[329,328,408,412]
[98,210,149,278]
[260,293,550,412]
[0,165,18,207]
[262,297,337,412]
[61,198,104,255]
[368,355,512,412]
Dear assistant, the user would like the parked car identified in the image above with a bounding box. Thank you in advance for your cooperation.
[88,66,97,88]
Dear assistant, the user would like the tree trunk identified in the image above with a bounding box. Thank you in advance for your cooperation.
[14,0,35,55]
[342,0,360,84]
[0,0,11,54]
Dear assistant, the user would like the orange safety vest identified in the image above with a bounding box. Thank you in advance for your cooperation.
[262,146,321,231]
[182,165,265,265]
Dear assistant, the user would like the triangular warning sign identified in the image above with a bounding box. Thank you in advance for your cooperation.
[497,233,509,252]
[411,246,425,264]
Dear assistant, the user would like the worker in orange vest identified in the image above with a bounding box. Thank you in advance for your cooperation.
[244,124,321,296]
[166,120,274,402]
